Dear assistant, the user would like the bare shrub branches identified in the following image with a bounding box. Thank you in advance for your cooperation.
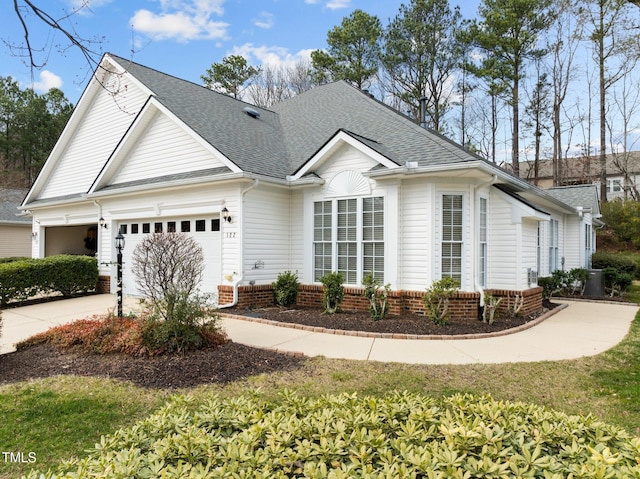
[131,232,204,305]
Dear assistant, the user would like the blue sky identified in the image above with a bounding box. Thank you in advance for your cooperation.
[1,0,480,104]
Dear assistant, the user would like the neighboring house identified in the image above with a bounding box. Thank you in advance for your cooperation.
[0,187,31,258]
[520,153,640,200]
[20,54,599,317]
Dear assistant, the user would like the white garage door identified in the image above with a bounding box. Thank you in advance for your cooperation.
[117,216,221,297]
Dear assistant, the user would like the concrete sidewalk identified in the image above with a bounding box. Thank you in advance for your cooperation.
[1,294,637,364]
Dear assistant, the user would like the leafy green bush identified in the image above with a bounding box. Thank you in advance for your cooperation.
[141,293,224,354]
[362,273,390,320]
[603,267,634,297]
[272,270,299,307]
[538,268,593,298]
[27,391,640,478]
[537,276,555,300]
[0,256,30,264]
[592,251,638,278]
[591,251,637,296]
[320,271,344,314]
[600,198,640,248]
[17,307,227,356]
[0,255,98,305]
[41,255,99,296]
[423,277,460,325]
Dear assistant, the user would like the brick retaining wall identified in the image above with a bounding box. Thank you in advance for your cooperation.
[97,275,110,294]
[484,287,543,318]
[215,283,549,321]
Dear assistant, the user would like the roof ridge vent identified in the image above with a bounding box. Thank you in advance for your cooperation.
[243,106,261,119]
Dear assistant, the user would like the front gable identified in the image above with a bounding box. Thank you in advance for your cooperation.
[288,130,400,182]
[24,57,151,205]
[90,98,241,194]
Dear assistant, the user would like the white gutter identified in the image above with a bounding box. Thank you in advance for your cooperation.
[474,175,497,307]
[218,178,260,309]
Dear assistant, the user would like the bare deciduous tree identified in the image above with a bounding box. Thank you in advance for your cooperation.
[9,0,103,74]
[131,233,204,321]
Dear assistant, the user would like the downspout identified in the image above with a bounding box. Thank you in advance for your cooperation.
[218,179,260,309]
[474,175,497,307]
[93,199,104,264]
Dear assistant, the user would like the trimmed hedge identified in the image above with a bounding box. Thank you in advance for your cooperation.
[0,255,98,306]
[25,392,640,478]
[592,251,638,278]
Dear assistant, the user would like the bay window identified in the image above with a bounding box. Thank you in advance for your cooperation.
[313,196,384,284]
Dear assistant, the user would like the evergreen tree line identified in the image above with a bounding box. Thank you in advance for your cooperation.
[0,77,73,188]
[203,0,640,202]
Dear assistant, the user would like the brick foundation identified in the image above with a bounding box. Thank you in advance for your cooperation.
[214,283,547,321]
[483,287,543,317]
[97,275,111,294]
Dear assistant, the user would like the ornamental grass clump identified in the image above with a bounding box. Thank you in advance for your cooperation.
[26,391,640,478]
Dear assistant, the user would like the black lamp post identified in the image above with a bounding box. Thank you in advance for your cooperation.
[115,231,125,317]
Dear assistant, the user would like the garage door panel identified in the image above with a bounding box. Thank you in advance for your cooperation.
[118,217,221,297]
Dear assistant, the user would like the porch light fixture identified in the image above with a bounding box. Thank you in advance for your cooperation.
[115,232,125,251]
[221,207,232,223]
[31,232,38,240]
[99,217,108,229]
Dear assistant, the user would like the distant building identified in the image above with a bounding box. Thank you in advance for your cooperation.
[0,188,31,257]
[519,152,640,200]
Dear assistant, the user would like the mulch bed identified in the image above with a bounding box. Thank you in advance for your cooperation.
[0,301,559,390]
[0,342,306,390]
[237,302,558,336]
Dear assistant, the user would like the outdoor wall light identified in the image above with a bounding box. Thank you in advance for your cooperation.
[99,217,108,229]
[221,206,232,223]
[31,231,38,239]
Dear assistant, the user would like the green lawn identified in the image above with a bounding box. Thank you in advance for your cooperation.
[2,307,640,478]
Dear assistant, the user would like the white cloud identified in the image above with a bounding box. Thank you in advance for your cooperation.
[326,0,351,9]
[68,0,113,15]
[304,0,350,10]
[32,70,63,92]
[253,11,274,29]
[131,0,228,42]
[230,43,313,69]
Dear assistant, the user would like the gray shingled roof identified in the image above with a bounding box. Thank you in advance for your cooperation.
[113,55,290,179]
[545,185,601,216]
[0,188,30,223]
[111,55,478,180]
[270,80,475,174]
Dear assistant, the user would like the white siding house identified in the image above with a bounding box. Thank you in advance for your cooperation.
[21,54,600,314]
[0,188,31,258]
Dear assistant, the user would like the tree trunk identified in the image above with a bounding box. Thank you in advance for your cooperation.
[512,74,520,177]
[598,6,608,202]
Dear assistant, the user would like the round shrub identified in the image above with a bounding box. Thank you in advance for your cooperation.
[29,392,640,478]
[273,270,299,307]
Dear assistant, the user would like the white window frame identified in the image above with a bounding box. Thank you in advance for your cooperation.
[549,218,559,273]
[478,196,488,288]
[585,223,593,268]
[607,178,623,193]
[441,193,464,284]
[313,196,385,285]
[313,200,333,282]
